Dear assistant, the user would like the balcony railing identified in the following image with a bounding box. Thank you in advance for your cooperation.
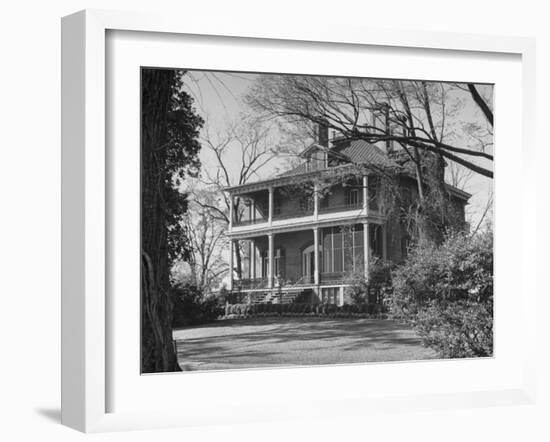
[318,201,363,214]
[272,208,313,221]
[234,216,267,226]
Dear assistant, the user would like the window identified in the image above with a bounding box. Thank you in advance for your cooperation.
[274,248,285,279]
[323,230,332,272]
[320,194,330,209]
[343,229,354,271]
[261,250,268,278]
[353,225,364,272]
[332,228,343,273]
[273,199,282,215]
[261,248,285,278]
[322,225,364,274]
[345,189,359,206]
[299,195,313,212]
[368,177,379,210]
[370,224,383,258]
[259,201,269,219]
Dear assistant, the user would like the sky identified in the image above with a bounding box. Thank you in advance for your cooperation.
[181,70,493,230]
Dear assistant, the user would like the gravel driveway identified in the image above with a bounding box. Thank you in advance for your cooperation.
[173,317,437,371]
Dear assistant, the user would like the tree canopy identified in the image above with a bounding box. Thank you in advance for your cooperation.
[246,76,493,178]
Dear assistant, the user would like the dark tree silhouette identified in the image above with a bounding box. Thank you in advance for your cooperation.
[141,69,203,373]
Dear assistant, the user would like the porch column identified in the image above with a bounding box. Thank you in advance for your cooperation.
[228,239,234,290]
[313,183,319,220]
[313,227,320,286]
[268,233,274,288]
[250,239,256,279]
[382,224,388,261]
[362,175,368,214]
[339,286,345,307]
[268,186,274,226]
[363,222,370,281]
[229,194,234,231]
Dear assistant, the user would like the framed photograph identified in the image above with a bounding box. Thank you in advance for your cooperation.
[61,9,537,432]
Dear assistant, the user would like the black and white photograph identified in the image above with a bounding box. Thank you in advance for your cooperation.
[140,68,493,373]
[5,0,550,439]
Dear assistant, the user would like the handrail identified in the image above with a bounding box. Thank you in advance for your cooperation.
[320,272,346,283]
[272,210,313,221]
[318,202,362,214]
[233,217,267,226]
[236,277,269,290]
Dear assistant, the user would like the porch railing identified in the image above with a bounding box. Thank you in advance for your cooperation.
[320,272,347,284]
[233,216,267,226]
[272,208,313,221]
[318,201,362,214]
[235,277,269,290]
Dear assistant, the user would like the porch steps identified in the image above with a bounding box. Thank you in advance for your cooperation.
[250,288,314,305]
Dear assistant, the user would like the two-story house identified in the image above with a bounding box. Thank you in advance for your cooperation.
[224,125,470,306]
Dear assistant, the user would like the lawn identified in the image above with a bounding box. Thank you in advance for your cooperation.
[173,316,437,371]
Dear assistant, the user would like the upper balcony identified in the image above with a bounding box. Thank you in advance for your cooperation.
[229,173,382,233]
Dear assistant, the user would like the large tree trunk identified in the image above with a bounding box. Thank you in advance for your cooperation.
[141,69,181,373]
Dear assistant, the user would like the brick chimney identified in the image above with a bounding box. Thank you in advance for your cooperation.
[317,121,329,147]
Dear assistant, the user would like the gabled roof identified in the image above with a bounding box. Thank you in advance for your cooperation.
[279,140,399,178]
[337,139,399,169]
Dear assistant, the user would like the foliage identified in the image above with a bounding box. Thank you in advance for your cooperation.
[172,284,224,327]
[293,289,315,304]
[390,230,493,358]
[343,257,393,306]
[179,192,229,291]
[247,76,493,178]
[141,68,204,372]
[186,116,283,283]
[220,302,386,319]
[164,73,205,266]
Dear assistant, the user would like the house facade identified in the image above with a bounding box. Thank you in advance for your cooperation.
[224,126,470,306]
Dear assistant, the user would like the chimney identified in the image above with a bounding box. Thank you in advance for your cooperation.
[317,121,329,147]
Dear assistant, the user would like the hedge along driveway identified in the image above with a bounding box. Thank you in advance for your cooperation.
[173,317,438,371]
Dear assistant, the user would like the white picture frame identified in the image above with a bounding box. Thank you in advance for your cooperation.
[61,9,537,433]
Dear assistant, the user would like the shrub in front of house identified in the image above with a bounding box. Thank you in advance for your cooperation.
[217,300,392,320]
[391,230,493,358]
[343,258,393,314]
[172,284,222,327]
